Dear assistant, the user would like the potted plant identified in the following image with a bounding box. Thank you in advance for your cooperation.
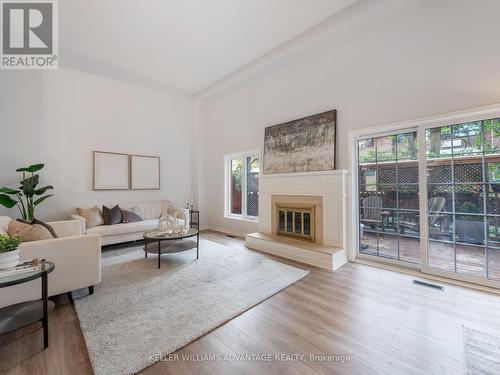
[0,235,22,269]
[0,164,53,221]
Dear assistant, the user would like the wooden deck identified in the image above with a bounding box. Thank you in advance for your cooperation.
[361,232,500,280]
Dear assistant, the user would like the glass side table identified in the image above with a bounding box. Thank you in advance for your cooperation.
[0,260,55,349]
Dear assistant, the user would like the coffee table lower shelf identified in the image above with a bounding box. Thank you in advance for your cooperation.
[143,230,200,269]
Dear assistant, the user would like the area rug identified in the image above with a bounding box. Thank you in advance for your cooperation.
[463,325,500,375]
[73,238,309,375]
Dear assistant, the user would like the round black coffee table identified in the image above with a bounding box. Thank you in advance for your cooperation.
[0,260,55,349]
[143,229,199,269]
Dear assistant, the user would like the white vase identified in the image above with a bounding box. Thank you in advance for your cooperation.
[0,249,20,270]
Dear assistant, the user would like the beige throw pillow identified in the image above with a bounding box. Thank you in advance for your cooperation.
[8,220,53,242]
[77,206,104,228]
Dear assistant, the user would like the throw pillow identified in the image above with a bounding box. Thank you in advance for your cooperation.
[77,206,104,228]
[16,218,58,238]
[121,207,144,223]
[8,220,53,242]
[103,205,122,225]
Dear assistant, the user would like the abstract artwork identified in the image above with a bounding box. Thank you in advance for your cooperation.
[263,110,337,174]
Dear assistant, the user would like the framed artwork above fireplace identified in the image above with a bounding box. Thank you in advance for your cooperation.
[263,109,337,175]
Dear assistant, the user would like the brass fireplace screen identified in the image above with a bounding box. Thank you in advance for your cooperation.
[277,205,315,242]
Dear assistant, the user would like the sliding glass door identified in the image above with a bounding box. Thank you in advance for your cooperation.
[358,131,421,265]
[356,115,500,287]
[424,119,500,282]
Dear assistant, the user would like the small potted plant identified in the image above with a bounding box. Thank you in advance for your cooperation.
[0,235,22,269]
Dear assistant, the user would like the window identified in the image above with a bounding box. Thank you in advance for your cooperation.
[225,151,260,220]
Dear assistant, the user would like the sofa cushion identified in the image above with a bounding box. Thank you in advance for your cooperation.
[86,219,160,236]
[8,220,54,242]
[77,206,104,228]
[121,207,144,223]
[103,205,122,225]
[120,201,164,221]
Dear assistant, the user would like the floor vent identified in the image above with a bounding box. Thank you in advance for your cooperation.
[226,234,236,238]
[412,279,444,291]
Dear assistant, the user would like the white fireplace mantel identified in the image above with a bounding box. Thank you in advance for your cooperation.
[245,170,348,270]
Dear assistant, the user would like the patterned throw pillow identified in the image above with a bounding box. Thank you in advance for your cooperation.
[77,206,104,228]
[121,207,144,223]
[102,205,122,225]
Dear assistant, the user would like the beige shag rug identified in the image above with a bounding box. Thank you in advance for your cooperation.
[73,238,308,375]
[464,325,500,375]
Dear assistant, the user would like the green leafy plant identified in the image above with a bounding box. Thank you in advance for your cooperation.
[0,164,53,221]
[231,159,242,192]
[458,202,481,215]
[0,235,21,253]
[480,118,500,151]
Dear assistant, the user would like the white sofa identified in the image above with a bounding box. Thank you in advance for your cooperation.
[0,218,101,308]
[70,200,189,246]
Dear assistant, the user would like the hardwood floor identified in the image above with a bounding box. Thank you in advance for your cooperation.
[2,231,500,374]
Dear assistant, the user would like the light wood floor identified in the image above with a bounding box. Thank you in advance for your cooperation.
[2,231,500,375]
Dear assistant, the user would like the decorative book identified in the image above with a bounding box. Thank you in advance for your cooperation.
[0,258,40,278]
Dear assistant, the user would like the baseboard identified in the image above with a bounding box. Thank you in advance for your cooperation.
[201,225,247,239]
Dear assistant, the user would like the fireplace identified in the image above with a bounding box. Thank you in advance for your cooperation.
[245,170,348,270]
[271,195,323,244]
[277,204,315,242]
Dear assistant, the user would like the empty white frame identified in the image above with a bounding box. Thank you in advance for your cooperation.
[130,155,160,190]
[93,151,130,190]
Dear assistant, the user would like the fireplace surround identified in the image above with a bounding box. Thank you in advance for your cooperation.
[245,170,347,270]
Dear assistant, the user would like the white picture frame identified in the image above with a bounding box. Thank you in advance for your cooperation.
[130,155,160,190]
[93,151,130,190]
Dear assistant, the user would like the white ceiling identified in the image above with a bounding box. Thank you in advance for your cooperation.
[60,0,357,94]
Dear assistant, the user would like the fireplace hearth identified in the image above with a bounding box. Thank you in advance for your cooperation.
[245,170,348,270]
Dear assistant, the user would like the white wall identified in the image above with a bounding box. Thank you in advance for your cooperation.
[0,68,193,221]
[197,0,500,237]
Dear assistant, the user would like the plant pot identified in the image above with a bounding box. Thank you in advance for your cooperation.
[0,249,20,270]
[455,220,484,245]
